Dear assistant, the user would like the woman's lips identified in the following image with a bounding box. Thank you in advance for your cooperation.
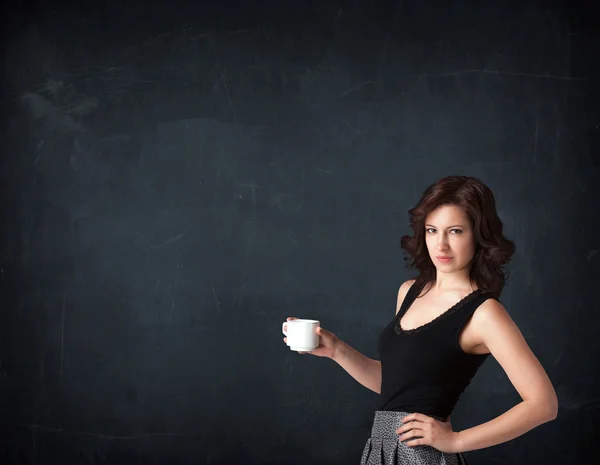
[437,256,453,262]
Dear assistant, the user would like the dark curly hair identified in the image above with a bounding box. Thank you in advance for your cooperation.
[400,176,516,299]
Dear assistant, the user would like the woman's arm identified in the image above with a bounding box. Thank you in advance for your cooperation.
[454,299,558,452]
[332,342,382,393]
[330,279,415,394]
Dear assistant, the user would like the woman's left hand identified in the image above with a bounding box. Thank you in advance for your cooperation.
[396,413,461,453]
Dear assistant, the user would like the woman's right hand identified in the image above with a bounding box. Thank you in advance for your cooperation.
[283,317,341,359]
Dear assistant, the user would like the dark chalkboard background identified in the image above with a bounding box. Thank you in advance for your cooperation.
[1,1,598,464]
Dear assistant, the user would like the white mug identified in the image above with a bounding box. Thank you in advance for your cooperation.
[282,319,320,351]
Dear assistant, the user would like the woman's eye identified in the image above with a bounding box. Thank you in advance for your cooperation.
[426,228,463,234]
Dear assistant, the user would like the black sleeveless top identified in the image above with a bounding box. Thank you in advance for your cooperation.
[377,280,494,419]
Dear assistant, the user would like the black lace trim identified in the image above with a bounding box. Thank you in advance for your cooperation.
[394,288,485,335]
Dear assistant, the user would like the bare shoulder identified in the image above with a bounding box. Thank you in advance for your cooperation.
[472,297,510,324]
[470,297,515,346]
[395,279,417,315]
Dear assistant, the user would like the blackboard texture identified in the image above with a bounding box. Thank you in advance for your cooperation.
[1,1,599,464]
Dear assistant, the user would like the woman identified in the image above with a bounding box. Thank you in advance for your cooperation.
[284,176,558,464]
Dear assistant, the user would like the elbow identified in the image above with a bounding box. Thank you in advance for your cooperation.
[545,404,558,421]
[543,393,559,421]
[548,398,559,420]
[528,394,558,422]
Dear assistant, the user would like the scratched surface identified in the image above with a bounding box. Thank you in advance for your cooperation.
[0,1,599,464]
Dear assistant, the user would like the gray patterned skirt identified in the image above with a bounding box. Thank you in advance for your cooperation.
[360,411,468,465]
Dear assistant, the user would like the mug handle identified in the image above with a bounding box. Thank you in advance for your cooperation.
[282,322,288,336]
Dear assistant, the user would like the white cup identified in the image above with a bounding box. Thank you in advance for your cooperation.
[282,319,320,351]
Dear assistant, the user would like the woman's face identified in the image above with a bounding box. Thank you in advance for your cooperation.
[424,204,476,274]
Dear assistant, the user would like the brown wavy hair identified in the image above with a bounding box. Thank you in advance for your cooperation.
[400,176,516,299]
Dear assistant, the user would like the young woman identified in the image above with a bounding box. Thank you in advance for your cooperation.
[284,176,558,464]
